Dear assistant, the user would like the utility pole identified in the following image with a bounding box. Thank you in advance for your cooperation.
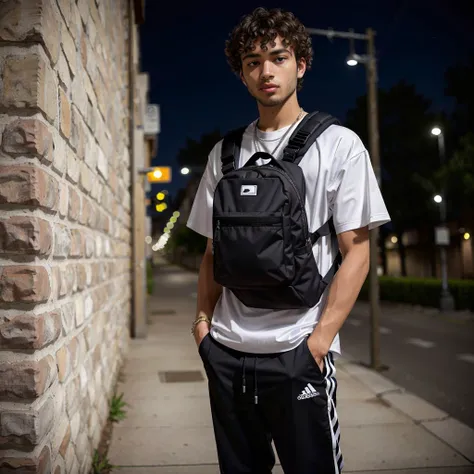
[431,129,455,311]
[306,26,384,370]
[366,28,382,370]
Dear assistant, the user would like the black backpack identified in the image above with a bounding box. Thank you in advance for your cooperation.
[212,111,342,310]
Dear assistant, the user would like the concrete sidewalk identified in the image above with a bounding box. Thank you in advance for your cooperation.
[108,263,474,473]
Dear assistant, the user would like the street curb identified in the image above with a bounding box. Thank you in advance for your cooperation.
[338,357,474,463]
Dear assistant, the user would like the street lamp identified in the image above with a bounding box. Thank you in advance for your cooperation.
[180,166,205,175]
[431,126,455,311]
[306,26,384,371]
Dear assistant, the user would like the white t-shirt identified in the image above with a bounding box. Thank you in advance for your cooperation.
[187,116,390,356]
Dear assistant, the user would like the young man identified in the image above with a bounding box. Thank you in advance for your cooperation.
[187,7,390,474]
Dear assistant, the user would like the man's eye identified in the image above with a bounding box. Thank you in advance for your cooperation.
[275,57,286,63]
[247,61,259,67]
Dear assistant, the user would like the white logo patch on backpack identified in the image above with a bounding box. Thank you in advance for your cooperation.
[240,185,257,196]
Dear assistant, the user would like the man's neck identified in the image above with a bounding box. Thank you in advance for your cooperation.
[256,96,302,132]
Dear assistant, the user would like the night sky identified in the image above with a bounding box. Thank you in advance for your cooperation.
[139,1,473,199]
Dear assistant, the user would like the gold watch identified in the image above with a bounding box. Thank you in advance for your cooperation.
[191,313,211,335]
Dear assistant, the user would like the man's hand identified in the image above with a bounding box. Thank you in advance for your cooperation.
[307,334,328,374]
[194,320,210,348]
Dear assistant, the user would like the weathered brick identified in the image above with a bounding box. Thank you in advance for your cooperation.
[68,186,80,222]
[0,265,51,303]
[78,197,89,226]
[108,166,117,195]
[0,444,52,473]
[0,310,61,350]
[76,264,86,290]
[75,295,84,327]
[60,302,75,335]
[79,161,93,194]
[61,21,77,78]
[52,265,67,299]
[0,48,57,122]
[56,344,71,382]
[58,182,68,218]
[0,216,52,256]
[85,234,94,258]
[71,69,88,118]
[53,224,71,258]
[52,134,67,176]
[0,0,60,65]
[59,423,71,458]
[59,88,71,139]
[0,399,54,452]
[1,119,53,164]
[96,145,108,180]
[57,0,71,23]
[70,410,81,442]
[84,131,97,170]
[85,294,93,320]
[65,374,81,416]
[66,146,80,184]
[0,355,56,400]
[57,49,72,91]
[68,336,79,369]
[71,106,85,159]
[66,264,76,294]
[80,27,87,70]
[70,229,84,257]
[0,165,59,211]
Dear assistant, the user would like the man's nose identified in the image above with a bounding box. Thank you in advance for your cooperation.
[261,60,274,79]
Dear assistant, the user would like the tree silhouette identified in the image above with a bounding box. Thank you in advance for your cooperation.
[345,80,440,275]
[176,129,223,168]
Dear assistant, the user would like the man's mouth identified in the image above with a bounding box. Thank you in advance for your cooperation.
[260,84,278,93]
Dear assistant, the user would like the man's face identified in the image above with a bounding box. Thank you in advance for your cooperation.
[240,35,306,108]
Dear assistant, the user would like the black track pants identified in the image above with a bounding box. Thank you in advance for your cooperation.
[198,334,344,474]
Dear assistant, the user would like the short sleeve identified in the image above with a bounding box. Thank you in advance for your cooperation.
[186,141,222,239]
[330,150,390,234]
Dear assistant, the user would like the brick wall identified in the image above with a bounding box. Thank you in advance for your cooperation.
[0,1,133,472]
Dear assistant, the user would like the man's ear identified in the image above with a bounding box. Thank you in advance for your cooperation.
[297,57,307,79]
[240,70,248,87]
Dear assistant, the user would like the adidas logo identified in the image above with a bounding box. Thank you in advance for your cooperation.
[297,383,320,400]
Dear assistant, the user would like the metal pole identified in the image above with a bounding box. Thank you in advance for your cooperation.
[306,25,384,369]
[366,28,382,370]
[437,133,455,311]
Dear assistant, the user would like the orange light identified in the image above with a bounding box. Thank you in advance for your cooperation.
[147,167,171,183]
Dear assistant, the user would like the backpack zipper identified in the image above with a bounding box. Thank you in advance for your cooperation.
[240,166,311,247]
[214,215,280,242]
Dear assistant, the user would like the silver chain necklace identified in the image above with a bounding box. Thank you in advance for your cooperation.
[253,108,305,158]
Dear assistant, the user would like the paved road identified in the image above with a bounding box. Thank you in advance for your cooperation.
[340,301,474,430]
[154,261,474,430]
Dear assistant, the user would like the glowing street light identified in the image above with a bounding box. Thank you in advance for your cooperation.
[433,195,443,204]
[181,167,190,175]
[431,127,442,136]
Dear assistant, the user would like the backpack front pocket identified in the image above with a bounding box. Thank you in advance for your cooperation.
[213,213,294,288]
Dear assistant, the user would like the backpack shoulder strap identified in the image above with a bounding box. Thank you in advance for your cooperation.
[282,111,340,165]
[220,126,247,175]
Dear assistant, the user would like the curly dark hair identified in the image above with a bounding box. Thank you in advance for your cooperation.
[224,7,313,91]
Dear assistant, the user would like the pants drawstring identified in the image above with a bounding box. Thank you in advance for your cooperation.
[254,356,258,405]
[241,355,258,405]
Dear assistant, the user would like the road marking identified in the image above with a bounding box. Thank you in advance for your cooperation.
[406,338,435,349]
[379,326,392,335]
[347,319,361,327]
[457,353,474,364]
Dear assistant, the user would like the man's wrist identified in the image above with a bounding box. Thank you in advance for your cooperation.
[308,329,331,357]
[191,313,211,336]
